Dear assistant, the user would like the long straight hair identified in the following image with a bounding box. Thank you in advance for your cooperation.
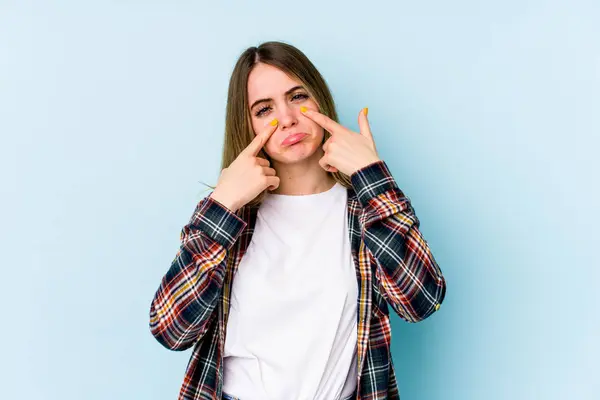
[205,41,352,209]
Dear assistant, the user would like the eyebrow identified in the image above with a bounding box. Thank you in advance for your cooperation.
[249,85,305,111]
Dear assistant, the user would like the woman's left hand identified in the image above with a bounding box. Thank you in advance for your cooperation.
[301,107,381,175]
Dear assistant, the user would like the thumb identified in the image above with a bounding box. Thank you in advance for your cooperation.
[358,107,374,142]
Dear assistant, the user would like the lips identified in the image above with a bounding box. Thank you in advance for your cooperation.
[280,133,308,147]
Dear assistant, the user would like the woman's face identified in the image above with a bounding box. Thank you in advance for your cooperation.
[247,63,324,164]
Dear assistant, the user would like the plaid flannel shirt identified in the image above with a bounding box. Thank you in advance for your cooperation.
[149,160,446,400]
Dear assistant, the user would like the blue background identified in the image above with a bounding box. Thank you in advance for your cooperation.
[1,1,598,399]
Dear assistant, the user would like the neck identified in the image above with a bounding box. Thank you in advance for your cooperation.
[270,149,336,195]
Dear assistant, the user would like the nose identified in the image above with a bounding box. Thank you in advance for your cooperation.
[276,103,298,130]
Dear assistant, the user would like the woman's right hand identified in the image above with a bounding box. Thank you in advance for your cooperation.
[209,119,280,212]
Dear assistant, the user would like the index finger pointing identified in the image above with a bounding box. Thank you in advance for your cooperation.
[244,118,279,156]
[300,107,344,135]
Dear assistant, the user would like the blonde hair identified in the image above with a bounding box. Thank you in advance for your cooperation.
[202,41,352,209]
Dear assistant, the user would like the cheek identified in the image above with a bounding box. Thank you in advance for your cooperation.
[263,139,279,158]
[312,123,325,141]
[251,119,261,136]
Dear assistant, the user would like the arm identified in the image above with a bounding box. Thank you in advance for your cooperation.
[149,196,246,351]
[351,160,446,323]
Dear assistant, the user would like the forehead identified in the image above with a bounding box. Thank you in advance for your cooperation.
[247,63,301,100]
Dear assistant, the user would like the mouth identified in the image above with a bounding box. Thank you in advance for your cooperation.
[280,133,309,147]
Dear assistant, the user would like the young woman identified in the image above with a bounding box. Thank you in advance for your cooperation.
[149,41,446,400]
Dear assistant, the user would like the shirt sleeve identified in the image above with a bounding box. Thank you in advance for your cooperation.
[149,195,247,350]
[351,160,446,322]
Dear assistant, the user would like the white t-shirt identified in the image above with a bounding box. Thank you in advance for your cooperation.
[223,181,359,400]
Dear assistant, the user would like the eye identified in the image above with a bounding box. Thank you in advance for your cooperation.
[292,93,309,101]
[253,93,309,118]
[255,105,272,117]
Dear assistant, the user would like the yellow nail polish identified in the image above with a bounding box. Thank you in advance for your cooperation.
[300,106,307,113]
[270,118,278,126]
[363,107,368,116]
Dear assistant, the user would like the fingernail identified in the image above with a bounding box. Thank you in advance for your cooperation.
[300,106,307,113]
[270,118,278,126]
[363,107,368,116]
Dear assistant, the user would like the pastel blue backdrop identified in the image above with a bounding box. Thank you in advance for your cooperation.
[1,1,598,399]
